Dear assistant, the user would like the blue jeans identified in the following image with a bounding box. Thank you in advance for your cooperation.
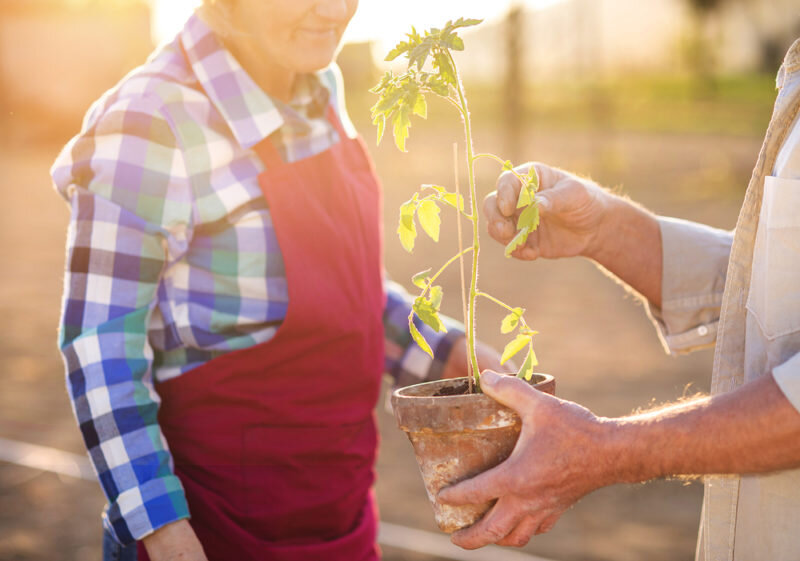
[102,528,138,561]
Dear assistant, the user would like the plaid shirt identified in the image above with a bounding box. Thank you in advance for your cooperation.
[51,13,462,546]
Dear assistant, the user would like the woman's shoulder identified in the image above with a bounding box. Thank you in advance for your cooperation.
[80,38,202,136]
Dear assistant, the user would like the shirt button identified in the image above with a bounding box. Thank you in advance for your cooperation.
[697,325,709,337]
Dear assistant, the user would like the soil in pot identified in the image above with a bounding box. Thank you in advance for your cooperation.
[391,374,555,533]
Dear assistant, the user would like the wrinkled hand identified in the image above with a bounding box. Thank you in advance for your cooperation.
[438,371,613,549]
[442,337,510,379]
[484,163,613,261]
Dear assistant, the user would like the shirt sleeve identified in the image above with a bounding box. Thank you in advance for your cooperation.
[51,95,193,545]
[645,216,734,355]
[383,280,465,387]
[772,352,800,412]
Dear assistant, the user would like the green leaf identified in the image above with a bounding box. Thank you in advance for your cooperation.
[517,203,540,232]
[526,166,539,191]
[501,333,532,365]
[417,200,441,242]
[428,285,443,309]
[500,307,525,334]
[413,296,447,333]
[373,113,386,145]
[423,184,464,211]
[516,344,538,381]
[412,93,428,119]
[504,226,530,258]
[502,160,513,171]
[409,319,434,357]
[412,268,432,289]
[434,52,457,86]
[449,17,483,30]
[446,34,465,51]
[397,199,417,252]
[393,105,411,152]
[516,185,532,209]
[386,40,413,62]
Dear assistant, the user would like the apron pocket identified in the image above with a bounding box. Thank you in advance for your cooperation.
[747,176,800,339]
[240,420,377,543]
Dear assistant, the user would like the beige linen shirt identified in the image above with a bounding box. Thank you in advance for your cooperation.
[648,39,800,560]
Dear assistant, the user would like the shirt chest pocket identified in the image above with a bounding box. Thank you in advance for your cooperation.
[747,176,800,339]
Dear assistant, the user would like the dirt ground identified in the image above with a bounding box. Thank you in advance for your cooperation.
[0,93,761,561]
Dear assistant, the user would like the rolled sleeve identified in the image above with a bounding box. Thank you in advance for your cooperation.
[384,280,465,387]
[772,352,800,414]
[646,216,734,355]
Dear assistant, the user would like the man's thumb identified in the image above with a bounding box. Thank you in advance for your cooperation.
[479,370,538,414]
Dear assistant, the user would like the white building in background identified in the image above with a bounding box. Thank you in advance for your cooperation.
[451,0,800,81]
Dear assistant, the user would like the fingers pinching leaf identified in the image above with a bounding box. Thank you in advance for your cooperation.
[504,226,530,258]
[500,307,525,334]
[501,333,532,365]
[516,185,533,209]
[417,200,441,242]
[516,202,540,232]
[526,166,539,191]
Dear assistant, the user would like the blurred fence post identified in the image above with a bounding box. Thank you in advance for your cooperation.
[504,2,524,163]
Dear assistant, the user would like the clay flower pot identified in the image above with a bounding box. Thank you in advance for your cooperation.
[391,374,555,532]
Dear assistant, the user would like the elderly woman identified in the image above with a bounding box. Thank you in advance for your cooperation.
[51,1,502,560]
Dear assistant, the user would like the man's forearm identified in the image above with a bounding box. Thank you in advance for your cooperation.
[588,196,663,309]
[605,374,800,483]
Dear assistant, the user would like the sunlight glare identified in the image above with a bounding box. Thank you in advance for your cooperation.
[150,0,566,46]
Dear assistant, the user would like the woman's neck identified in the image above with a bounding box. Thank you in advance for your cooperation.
[225,37,296,103]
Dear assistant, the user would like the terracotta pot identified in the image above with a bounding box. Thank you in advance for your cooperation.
[391,374,555,533]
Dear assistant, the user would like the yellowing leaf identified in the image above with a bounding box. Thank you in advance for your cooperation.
[517,346,533,380]
[501,333,532,365]
[502,160,513,171]
[517,203,540,232]
[393,106,411,152]
[397,200,417,252]
[374,114,386,145]
[413,296,447,333]
[412,268,432,289]
[500,307,525,334]
[409,319,433,357]
[504,226,530,258]
[516,185,533,209]
[526,166,539,191]
[413,93,428,119]
[417,200,441,242]
[428,285,443,309]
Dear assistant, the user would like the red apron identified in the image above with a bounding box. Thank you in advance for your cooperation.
[138,106,385,561]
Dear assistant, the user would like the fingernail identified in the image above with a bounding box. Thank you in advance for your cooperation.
[481,370,499,387]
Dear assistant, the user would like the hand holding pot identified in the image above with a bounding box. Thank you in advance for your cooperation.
[438,370,611,550]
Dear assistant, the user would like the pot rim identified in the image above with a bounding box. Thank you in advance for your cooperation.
[392,373,554,403]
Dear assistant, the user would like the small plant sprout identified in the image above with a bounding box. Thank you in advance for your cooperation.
[370,18,542,393]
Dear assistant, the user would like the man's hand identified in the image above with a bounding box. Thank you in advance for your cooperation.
[442,337,509,379]
[438,370,613,549]
[484,162,663,308]
[485,163,613,261]
[142,519,209,561]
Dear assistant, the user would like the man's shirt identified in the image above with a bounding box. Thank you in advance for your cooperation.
[645,39,800,561]
[51,13,462,545]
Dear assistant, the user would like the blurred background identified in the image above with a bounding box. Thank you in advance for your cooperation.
[1,0,798,560]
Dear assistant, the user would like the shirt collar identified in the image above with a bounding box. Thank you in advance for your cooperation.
[180,13,330,149]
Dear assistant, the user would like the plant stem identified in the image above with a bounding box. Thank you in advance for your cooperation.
[476,291,531,330]
[448,50,480,390]
[421,247,474,299]
[453,143,472,393]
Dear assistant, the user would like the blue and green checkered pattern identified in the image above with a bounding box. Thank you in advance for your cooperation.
[51,13,462,546]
